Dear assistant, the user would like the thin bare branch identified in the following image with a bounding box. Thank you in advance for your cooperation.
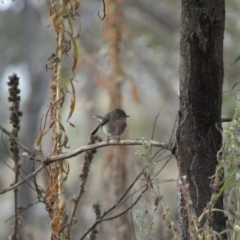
[150,109,161,141]
[109,184,148,216]
[88,203,101,240]
[40,139,169,164]
[221,118,232,122]
[155,155,173,177]
[0,139,167,195]
[78,169,146,239]
[98,0,106,20]
[130,195,136,240]
[1,131,13,161]
[108,168,146,211]
[0,124,31,155]
[150,109,161,156]
[0,154,13,170]
[0,124,169,195]
[0,165,45,194]
[0,153,45,196]
[79,184,148,240]
[169,113,178,143]
[155,153,173,163]
[1,129,43,194]
[68,135,100,227]
[103,185,148,221]
[1,123,169,164]
[5,200,42,223]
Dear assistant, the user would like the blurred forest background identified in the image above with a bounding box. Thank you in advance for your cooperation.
[0,0,239,239]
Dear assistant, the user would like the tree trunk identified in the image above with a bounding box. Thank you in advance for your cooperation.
[173,0,226,239]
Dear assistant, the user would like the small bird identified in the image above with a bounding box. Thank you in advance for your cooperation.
[91,108,129,141]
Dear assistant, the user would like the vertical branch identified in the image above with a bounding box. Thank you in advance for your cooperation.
[33,0,80,239]
[88,203,101,240]
[47,1,67,239]
[56,0,64,214]
[102,0,132,239]
[8,74,22,240]
[68,135,101,228]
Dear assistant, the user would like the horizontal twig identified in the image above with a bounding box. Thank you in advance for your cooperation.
[30,139,170,164]
[0,139,168,194]
[0,165,45,194]
[0,123,169,195]
[221,118,232,122]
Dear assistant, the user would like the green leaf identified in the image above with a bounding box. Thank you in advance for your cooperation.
[229,55,240,67]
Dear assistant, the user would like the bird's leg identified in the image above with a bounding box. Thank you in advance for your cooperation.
[117,135,120,142]
[107,135,110,142]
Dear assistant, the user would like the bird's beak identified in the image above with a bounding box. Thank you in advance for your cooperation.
[126,115,130,117]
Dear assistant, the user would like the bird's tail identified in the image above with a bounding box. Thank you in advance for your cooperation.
[91,124,101,135]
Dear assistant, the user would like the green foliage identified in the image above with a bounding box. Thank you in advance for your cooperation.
[135,210,154,240]
[136,142,159,194]
[193,103,240,239]
[229,55,240,67]
[222,104,240,240]
[135,142,179,239]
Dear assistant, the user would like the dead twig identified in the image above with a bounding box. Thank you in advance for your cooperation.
[150,109,161,156]
[5,200,42,223]
[221,118,232,122]
[0,123,169,195]
[68,135,101,227]
[0,123,170,165]
[78,190,146,240]
[79,168,146,239]
[0,124,31,155]
[98,0,106,20]
[40,139,169,164]
[0,165,46,194]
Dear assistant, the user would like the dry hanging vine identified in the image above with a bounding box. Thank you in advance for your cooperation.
[33,1,81,239]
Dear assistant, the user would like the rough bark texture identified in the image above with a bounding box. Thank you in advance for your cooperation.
[173,0,226,239]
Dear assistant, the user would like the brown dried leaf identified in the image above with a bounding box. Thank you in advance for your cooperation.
[71,39,78,71]
[131,83,140,103]
[34,129,44,149]
[62,39,71,55]
[49,120,56,130]
[34,103,56,148]
[68,121,75,127]
[45,53,56,71]
[67,78,76,122]
[62,134,69,148]
[58,122,66,132]
[75,0,81,9]
[47,14,55,27]
[64,161,70,175]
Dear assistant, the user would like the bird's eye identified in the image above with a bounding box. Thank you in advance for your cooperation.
[118,114,121,117]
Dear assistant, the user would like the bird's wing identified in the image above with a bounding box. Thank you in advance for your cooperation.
[92,115,104,120]
[91,115,110,135]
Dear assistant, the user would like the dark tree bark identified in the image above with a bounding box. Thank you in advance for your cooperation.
[173,0,226,239]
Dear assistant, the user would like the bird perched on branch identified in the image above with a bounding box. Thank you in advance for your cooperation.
[91,108,129,141]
